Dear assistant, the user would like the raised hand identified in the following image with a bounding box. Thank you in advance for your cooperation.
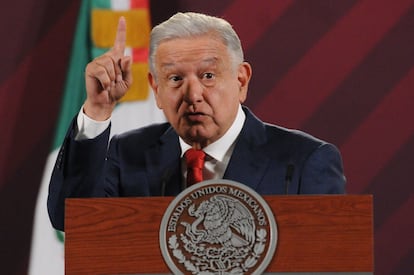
[84,17,133,120]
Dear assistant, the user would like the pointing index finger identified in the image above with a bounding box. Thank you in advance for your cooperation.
[113,16,126,58]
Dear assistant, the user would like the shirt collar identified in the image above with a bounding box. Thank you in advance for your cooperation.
[180,104,246,161]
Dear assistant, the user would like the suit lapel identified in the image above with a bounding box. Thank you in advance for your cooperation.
[144,127,183,196]
[224,139,270,190]
[223,107,271,190]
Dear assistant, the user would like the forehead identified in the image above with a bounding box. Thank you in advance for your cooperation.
[155,35,231,70]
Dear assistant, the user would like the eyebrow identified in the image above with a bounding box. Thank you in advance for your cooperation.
[160,57,220,70]
[201,57,219,65]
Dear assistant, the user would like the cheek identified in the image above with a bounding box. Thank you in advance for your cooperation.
[156,88,178,109]
[215,87,241,107]
[158,92,184,120]
[216,90,241,118]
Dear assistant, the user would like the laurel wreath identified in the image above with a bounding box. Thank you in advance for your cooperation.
[242,228,266,270]
[168,235,198,273]
[168,228,267,274]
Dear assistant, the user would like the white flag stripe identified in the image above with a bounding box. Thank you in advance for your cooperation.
[124,46,132,57]
[28,150,64,275]
[111,89,165,136]
[111,0,130,11]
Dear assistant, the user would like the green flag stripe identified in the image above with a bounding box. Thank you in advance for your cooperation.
[92,0,112,9]
[92,47,107,59]
[52,0,91,150]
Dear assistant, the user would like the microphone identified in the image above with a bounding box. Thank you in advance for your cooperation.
[285,164,295,194]
[160,168,172,196]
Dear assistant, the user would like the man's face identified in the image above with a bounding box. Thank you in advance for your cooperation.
[149,34,252,148]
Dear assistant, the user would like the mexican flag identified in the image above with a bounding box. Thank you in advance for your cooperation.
[28,1,164,274]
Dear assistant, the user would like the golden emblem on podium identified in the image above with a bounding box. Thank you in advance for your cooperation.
[160,179,278,274]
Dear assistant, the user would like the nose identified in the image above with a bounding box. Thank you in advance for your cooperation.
[184,76,204,104]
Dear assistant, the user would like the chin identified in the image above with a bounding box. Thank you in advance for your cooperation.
[180,124,218,143]
[184,132,210,145]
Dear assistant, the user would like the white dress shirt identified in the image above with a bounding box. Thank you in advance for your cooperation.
[75,107,110,140]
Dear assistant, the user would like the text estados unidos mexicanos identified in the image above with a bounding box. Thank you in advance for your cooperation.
[167,186,267,232]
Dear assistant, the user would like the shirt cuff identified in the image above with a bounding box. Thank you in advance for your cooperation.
[75,107,111,140]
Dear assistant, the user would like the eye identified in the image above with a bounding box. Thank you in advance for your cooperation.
[166,75,183,88]
[202,72,215,79]
[169,75,183,82]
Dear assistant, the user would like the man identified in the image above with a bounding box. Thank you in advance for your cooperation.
[48,12,346,231]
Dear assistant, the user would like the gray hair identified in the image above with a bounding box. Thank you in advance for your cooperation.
[149,12,244,76]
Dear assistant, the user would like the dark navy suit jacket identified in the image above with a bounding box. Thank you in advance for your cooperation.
[48,107,346,230]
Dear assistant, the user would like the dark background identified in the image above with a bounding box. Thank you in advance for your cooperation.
[1,1,413,274]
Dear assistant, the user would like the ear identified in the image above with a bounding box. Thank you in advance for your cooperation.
[237,62,252,103]
[148,72,163,109]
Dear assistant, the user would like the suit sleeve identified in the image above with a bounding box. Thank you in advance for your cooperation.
[47,117,110,231]
[299,143,346,194]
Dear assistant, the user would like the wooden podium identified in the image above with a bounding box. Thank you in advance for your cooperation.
[65,195,373,274]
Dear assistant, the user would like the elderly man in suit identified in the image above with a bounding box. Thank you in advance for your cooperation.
[48,12,346,231]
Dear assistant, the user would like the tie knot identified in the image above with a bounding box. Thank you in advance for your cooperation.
[184,148,205,186]
[184,148,205,168]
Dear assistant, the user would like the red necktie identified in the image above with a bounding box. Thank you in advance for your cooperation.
[184,148,205,186]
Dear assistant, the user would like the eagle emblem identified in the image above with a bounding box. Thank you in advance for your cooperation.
[182,195,255,248]
[160,180,277,275]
